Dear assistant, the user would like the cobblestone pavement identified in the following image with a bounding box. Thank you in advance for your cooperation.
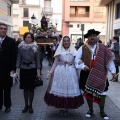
[0,60,120,120]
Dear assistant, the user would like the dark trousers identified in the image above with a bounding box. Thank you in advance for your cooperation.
[0,88,11,108]
[40,59,43,72]
[116,66,119,74]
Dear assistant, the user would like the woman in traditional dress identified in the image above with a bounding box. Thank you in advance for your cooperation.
[44,35,84,116]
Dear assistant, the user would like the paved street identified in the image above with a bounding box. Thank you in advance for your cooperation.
[0,59,120,120]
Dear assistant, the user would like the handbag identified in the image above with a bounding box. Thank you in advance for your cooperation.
[34,77,43,87]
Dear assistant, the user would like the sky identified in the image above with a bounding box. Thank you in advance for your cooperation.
[26,0,39,5]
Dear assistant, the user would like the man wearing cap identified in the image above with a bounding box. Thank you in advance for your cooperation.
[75,29,116,119]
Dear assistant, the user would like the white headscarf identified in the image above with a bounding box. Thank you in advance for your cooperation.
[54,35,77,57]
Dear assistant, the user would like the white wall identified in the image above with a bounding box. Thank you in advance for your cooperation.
[51,0,62,32]
[69,22,106,35]
[51,0,62,14]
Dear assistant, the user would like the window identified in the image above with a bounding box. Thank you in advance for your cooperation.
[23,8,29,17]
[23,21,29,26]
[7,4,11,16]
[70,6,89,17]
[69,24,73,28]
[116,2,120,19]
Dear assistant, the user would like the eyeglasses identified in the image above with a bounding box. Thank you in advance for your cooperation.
[25,37,31,38]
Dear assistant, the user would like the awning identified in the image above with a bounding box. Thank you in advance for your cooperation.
[99,0,113,6]
[19,27,29,35]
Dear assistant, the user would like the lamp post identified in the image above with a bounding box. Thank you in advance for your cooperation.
[31,14,37,33]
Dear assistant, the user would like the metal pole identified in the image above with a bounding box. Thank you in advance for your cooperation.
[81,24,84,42]
[82,30,84,42]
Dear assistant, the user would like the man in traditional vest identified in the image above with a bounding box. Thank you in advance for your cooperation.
[75,29,116,120]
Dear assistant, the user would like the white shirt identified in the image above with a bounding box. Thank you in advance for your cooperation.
[0,37,5,44]
[75,44,116,74]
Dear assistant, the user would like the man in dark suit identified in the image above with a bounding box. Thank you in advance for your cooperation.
[0,23,16,112]
[51,37,59,64]
[97,36,102,43]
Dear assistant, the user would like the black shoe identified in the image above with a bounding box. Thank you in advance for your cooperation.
[100,112,109,119]
[112,79,118,82]
[85,110,93,118]
[109,78,113,81]
[59,109,64,116]
[29,107,33,113]
[22,106,29,113]
[64,110,68,117]
[5,107,10,113]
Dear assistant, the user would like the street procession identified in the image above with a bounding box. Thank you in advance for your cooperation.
[0,0,120,120]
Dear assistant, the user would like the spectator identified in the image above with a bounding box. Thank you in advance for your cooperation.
[39,45,45,75]
[109,36,120,82]
[0,23,16,112]
[46,44,52,66]
[97,36,102,43]
[16,32,40,113]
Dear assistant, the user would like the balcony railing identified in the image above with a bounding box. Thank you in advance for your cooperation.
[11,0,19,4]
[0,12,12,24]
[70,0,90,2]
[70,12,89,17]
[42,7,53,15]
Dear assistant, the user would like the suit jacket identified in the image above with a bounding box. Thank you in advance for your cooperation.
[51,44,59,63]
[0,36,17,88]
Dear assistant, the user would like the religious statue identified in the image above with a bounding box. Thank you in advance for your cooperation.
[40,15,48,31]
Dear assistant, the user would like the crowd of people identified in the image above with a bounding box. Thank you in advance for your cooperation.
[0,22,119,120]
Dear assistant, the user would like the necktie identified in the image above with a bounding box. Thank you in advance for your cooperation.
[0,38,3,44]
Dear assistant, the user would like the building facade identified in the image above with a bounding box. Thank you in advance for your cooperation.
[40,0,62,33]
[0,0,19,37]
[62,0,107,44]
[13,0,62,39]
[13,0,41,39]
[100,0,120,43]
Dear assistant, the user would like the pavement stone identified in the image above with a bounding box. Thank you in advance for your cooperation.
[0,59,120,120]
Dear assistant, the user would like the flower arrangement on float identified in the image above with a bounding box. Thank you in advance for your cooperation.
[34,25,58,38]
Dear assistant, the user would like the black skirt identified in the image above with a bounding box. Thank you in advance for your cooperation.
[20,68,37,90]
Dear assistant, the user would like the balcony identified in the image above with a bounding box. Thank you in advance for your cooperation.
[70,6,90,17]
[0,12,12,24]
[70,12,89,17]
[42,7,53,15]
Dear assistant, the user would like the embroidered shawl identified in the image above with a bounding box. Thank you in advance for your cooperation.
[84,43,113,104]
